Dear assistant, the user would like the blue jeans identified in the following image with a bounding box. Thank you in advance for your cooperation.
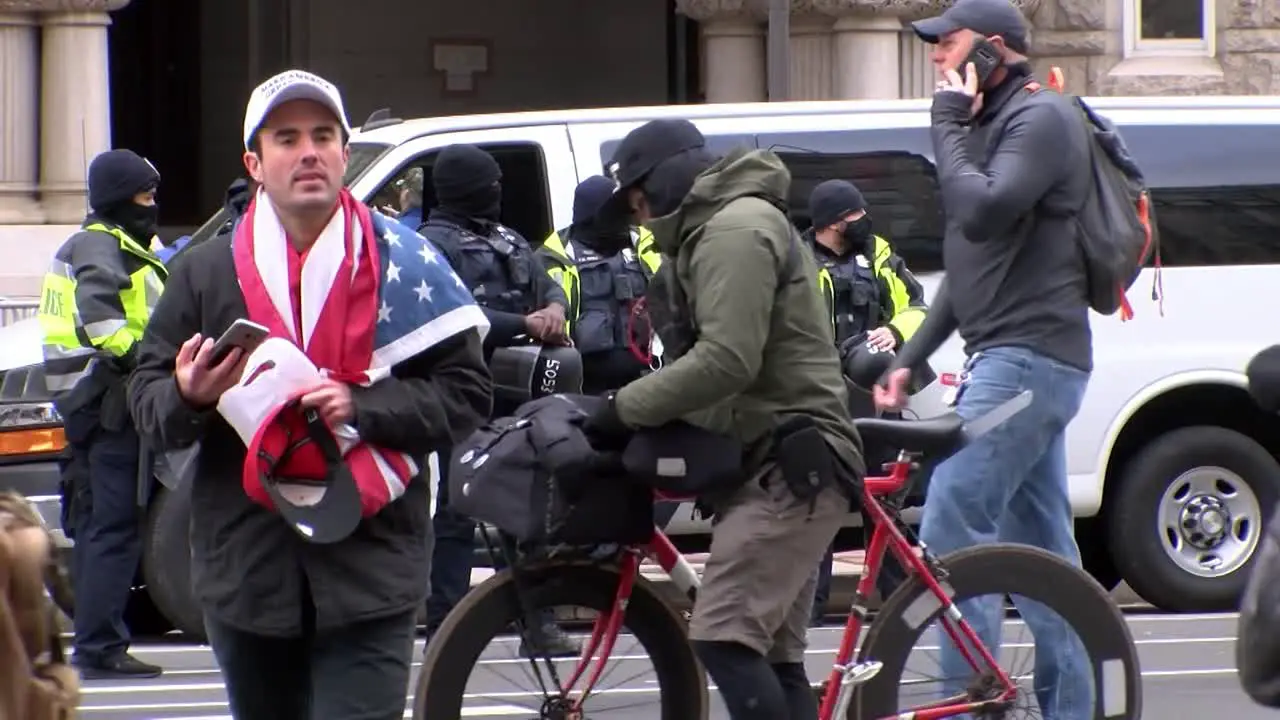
[919,346,1091,720]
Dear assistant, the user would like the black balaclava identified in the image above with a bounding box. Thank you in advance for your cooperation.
[638,147,719,219]
[87,149,162,244]
[433,144,502,222]
[571,175,631,254]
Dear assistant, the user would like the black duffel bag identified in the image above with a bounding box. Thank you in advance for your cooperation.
[448,394,654,547]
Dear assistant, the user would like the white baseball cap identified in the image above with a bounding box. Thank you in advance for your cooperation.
[242,69,353,151]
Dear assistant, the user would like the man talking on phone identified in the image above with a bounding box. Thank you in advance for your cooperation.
[874,0,1095,717]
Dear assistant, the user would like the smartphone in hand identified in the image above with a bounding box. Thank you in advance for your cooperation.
[962,37,1003,89]
[208,319,270,367]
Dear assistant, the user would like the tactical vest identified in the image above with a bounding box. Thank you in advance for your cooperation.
[423,220,536,314]
[572,243,651,354]
[539,227,661,346]
[38,222,166,409]
[817,252,880,345]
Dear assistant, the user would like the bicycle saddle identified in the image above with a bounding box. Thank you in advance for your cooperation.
[852,413,966,458]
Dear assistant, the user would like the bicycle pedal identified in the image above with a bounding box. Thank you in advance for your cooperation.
[839,660,883,687]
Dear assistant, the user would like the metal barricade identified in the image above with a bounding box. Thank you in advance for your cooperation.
[0,298,39,327]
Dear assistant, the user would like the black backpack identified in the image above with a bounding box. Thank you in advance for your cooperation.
[1029,69,1160,319]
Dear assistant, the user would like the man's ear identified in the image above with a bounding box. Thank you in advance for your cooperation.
[243,151,263,184]
[987,34,1011,58]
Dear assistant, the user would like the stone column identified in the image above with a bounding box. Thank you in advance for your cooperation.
[831,14,905,99]
[38,0,130,224]
[677,0,767,103]
[789,15,836,100]
[0,7,41,223]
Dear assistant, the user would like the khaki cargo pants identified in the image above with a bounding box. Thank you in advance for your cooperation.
[688,466,848,663]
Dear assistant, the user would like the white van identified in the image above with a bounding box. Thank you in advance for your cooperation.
[4,96,1279,636]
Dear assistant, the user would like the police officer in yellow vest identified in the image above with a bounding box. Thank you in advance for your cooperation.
[808,179,926,354]
[38,149,167,680]
[537,175,662,394]
[804,178,927,626]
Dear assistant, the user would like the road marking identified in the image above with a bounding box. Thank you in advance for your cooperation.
[120,611,1242,655]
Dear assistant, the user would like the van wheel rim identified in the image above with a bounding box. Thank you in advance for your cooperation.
[1157,466,1261,578]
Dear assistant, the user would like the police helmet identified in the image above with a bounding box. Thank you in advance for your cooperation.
[489,343,584,406]
[839,334,938,403]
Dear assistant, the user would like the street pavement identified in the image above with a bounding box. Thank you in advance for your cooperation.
[76,610,1257,719]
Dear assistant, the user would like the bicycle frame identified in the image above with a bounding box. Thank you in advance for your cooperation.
[553,457,1019,719]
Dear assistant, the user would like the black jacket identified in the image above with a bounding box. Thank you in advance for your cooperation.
[127,233,492,637]
[895,64,1093,374]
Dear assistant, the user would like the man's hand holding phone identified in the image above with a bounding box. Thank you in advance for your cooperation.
[935,37,1003,118]
[175,333,247,408]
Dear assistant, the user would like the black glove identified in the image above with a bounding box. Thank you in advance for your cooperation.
[581,391,631,451]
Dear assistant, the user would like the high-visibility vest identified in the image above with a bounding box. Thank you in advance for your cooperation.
[38,222,166,408]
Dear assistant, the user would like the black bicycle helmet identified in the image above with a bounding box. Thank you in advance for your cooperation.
[489,343,584,407]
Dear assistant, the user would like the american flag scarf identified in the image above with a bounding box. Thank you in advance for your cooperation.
[231,187,487,516]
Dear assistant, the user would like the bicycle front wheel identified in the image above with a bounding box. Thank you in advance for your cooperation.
[854,543,1143,719]
[413,561,707,719]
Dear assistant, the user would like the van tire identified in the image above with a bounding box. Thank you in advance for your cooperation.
[1108,426,1280,612]
[141,484,206,640]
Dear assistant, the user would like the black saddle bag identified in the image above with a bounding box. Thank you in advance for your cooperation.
[448,394,654,547]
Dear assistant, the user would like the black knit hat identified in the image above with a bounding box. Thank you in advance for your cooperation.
[808,179,867,229]
[432,144,501,204]
[87,150,160,213]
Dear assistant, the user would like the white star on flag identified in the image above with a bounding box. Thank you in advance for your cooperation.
[453,272,466,290]
[414,280,433,303]
[386,261,401,283]
[378,300,393,324]
[383,227,402,247]
[418,243,439,265]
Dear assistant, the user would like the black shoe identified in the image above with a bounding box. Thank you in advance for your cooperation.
[519,622,581,659]
[74,652,163,680]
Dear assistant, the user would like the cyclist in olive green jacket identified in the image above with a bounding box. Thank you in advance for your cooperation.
[581,119,864,719]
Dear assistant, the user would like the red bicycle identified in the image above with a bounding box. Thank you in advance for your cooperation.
[414,392,1142,719]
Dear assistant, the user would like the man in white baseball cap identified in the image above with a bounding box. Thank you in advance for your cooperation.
[128,67,492,719]
[241,69,353,151]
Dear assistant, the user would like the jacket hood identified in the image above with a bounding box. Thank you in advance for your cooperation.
[647,147,792,256]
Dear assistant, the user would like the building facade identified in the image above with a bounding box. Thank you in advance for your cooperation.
[0,0,1274,297]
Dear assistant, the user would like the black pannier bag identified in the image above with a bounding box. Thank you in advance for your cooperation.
[448,394,654,547]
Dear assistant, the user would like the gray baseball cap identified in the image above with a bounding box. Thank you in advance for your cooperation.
[911,0,1030,53]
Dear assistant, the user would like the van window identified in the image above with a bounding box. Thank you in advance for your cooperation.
[1120,124,1280,267]
[758,128,944,272]
[374,142,554,245]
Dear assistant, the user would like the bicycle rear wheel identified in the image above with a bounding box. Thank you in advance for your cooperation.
[414,561,707,719]
[854,543,1142,719]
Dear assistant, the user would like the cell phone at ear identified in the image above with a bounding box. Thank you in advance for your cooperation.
[208,319,270,366]
[962,37,1003,88]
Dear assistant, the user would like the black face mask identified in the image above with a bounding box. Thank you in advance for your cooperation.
[841,216,873,250]
[444,182,502,222]
[111,203,160,246]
